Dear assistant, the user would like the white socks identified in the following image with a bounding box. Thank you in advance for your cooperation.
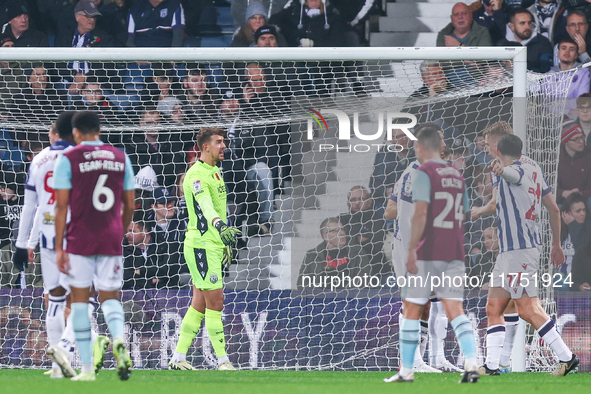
[537,319,572,363]
[485,324,505,370]
[428,300,448,366]
[499,313,519,367]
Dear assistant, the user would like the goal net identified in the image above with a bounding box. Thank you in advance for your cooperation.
[0,47,585,372]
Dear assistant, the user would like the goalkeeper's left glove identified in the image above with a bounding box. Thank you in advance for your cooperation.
[13,247,29,271]
[214,220,241,246]
[222,244,234,268]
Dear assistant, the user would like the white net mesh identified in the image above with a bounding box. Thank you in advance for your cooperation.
[0,48,581,371]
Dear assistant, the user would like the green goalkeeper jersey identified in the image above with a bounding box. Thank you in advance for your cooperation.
[183,160,228,249]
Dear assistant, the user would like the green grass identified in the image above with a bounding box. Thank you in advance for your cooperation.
[0,370,590,394]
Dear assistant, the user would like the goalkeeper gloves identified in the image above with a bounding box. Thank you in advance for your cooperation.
[214,220,241,246]
[13,247,29,271]
[222,245,234,268]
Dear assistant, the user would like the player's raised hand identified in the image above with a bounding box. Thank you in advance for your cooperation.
[406,249,419,275]
[489,158,504,176]
[550,244,566,269]
[214,221,242,246]
[57,249,70,274]
[12,247,29,271]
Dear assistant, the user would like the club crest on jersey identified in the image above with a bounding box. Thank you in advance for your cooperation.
[160,8,168,18]
[210,274,218,284]
[522,263,527,270]
[193,180,202,194]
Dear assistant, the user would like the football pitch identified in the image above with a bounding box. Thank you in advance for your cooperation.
[1,370,590,394]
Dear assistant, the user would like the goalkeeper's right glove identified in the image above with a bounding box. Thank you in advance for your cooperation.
[221,245,234,268]
[13,247,29,271]
[214,220,242,246]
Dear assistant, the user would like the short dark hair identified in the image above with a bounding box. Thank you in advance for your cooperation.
[567,10,588,23]
[186,63,207,76]
[414,123,441,152]
[72,111,100,135]
[497,134,522,158]
[558,37,579,52]
[562,191,586,213]
[56,111,76,139]
[577,92,591,107]
[197,127,227,150]
[509,8,533,24]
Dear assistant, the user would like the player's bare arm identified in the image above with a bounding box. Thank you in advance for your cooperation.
[384,198,397,220]
[542,192,565,268]
[54,188,71,274]
[406,200,428,275]
[471,187,497,219]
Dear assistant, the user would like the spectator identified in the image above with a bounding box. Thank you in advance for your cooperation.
[180,63,217,122]
[156,96,193,150]
[544,37,591,115]
[0,36,25,107]
[553,10,591,65]
[557,120,591,206]
[410,61,454,98]
[527,0,564,41]
[123,219,158,289]
[436,2,492,47]
[338,186,389,277]
[57,0,128,46]
[254,24,279,47]
[73,76,123,128]
[471,131,493,166]
[473,0,509,44]
[559,192,591,286]
[231,1,268,47]
[146,64,182,107]
[467,226,498,289]
[149,187,189,288]
[0,1,48,47]
[572,238,591,291]
[127,0,185,47]
[576,93,591,144]
[55,0,115,49]
[269,0,346,47]
[134,165,160,220]
[298,217,372,289]
[498,8,553,73]
[125,107,185,188]
[12,63,65,125]
[369,128,416,208]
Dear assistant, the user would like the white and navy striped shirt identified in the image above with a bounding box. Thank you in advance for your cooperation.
[392,159,420,247]
[493,155,550,253]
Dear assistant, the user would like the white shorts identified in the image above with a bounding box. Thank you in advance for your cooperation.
[490,248,539,299]
[41,248,70,293]
[392,237,407,279]
[402,260,466,304]
[67,254,123,291]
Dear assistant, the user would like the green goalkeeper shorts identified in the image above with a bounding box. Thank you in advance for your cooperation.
[184,244,224,290]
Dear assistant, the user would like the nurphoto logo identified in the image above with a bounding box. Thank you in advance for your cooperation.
[305,108,418,152]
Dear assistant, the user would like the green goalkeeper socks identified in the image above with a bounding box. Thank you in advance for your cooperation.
[175,306,204,354]
[205,308,227,358]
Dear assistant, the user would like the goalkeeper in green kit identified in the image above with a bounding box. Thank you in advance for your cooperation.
[168,127,241,371]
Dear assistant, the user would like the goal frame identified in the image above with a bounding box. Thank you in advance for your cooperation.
[0,46,529,371]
